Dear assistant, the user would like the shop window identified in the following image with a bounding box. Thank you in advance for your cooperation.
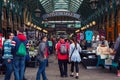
[111,11,114,25]
[14,15,17,23]
[10,11,12,21]
[9,17,10,24]
[104,15,107,28]
[118,8,120,22]
[2,11,4,20]
[108,32,112,39]
[109,14,112,27]
[3,7,6,20]
[105,15,107,22]
[7,27,11,33]
[110,0,112,8]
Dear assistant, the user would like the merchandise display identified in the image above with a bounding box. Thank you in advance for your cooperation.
[81,50,97,69]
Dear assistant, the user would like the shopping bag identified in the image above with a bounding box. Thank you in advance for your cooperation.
[105,58,112,65]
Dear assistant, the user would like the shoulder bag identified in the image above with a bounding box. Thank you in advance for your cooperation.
[69,47,76,63]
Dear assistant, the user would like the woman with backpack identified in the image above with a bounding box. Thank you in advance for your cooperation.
[69,38,82,79]
[56,37,69,77]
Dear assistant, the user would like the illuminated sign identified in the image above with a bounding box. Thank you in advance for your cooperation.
[42,11,80,20]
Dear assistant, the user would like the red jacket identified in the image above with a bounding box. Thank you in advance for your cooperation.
[56,40,69,60]
[45,47,49,58]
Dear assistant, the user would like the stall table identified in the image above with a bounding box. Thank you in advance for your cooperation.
[81,50,97,69]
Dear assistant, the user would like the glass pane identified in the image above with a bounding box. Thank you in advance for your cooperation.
[39,0,84,13]
[41,0,48,4]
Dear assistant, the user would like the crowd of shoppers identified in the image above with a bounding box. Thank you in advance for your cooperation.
[2,27,29,80]
[1,29,120,80]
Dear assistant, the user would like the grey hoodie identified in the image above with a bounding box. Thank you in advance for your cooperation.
[36,41,46,61]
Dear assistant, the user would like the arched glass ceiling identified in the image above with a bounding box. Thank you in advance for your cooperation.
[39,0,83,13]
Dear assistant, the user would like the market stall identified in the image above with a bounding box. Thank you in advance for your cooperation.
[81,50,97,69]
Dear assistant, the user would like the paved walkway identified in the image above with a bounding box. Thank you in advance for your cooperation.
[0,54,120,80]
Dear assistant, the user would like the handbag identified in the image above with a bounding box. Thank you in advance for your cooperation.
[69,47,76,63]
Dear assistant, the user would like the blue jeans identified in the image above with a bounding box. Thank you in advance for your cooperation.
[36,59,47,80]
[46,58,48,67]
[4,59,13,80]
[13,56,25,80]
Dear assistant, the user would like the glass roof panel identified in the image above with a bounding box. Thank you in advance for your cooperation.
[54,0,68,11]
[39,0,43,1]
[39,0,84,13]
[41,0,48,4]
[42,1,50,6]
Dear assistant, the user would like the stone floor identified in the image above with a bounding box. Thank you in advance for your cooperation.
[0,54,120,80]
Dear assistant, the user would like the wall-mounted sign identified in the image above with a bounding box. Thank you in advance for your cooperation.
[27,31,35,40]
[42,11,81,20]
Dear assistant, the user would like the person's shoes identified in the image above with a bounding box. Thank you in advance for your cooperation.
[64,75,68,77]
[70,74,74,77]
[75,76,79,79]
[23,78,27,80]
[60,75,64,77]
[117,70,120,77]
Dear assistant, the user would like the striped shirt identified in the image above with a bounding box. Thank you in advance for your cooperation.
[2,39,13,59]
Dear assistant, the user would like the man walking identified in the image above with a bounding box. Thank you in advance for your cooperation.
[12,27,29,80]
[36,35,48,80]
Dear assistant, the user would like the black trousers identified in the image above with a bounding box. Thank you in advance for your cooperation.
[71,61,79,73]
[58,60,68,76]
[118,63,120,70]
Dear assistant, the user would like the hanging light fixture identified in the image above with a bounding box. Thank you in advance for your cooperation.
[34,1,41,17]
[92,21,96,25]
[89,0,98,9]
[35,8,41,17]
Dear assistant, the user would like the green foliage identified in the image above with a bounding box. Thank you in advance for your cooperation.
[29,46,34,51]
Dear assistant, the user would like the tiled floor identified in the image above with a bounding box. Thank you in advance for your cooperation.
[0,55,120,80]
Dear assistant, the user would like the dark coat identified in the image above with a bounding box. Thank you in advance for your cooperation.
[114,43,120,62]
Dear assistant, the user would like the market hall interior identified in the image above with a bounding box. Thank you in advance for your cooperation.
[0,0,120,80]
